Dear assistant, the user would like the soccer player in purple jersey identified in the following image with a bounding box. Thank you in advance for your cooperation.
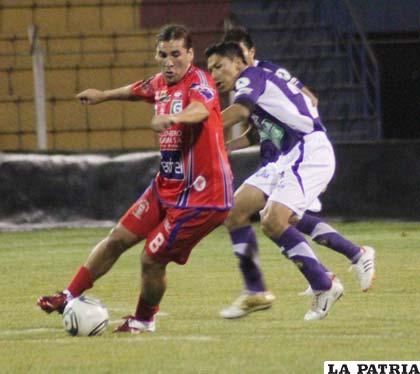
[206,41,375,321]
[214,29,375,319]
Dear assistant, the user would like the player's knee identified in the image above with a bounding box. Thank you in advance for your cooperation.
[288,214,300,226]
[141,250,166,277]
[225,210,250,231]
[260,211,289,238]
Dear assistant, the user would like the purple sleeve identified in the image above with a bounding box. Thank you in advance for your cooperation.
[233,67,266,111]
[257,60,304,88]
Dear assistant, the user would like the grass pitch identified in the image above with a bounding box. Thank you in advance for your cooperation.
[1,221,419,373]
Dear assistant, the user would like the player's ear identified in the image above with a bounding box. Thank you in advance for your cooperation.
[187,47,194,63]
[154,48,161,62]
[154,43,161,61]
[234,55,244,70]
[249,47,256,60]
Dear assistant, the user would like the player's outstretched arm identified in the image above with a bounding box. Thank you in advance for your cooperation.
[76,85,135,105]
[150,101,210,133]
[226,133,251,152]
[226,124,259,152]
[222,103,251,129]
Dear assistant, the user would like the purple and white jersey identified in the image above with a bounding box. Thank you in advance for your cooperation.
[254,59,303,90]
[234,66,325,154]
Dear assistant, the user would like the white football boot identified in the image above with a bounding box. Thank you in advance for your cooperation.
[298,286,314,297]
[114,316,156,333]
[304,276,344,321]
[220,291,275,319]
[298,272,335,297]
[349,246,375,291]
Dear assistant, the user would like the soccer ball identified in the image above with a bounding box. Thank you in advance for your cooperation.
[62,296,109,336]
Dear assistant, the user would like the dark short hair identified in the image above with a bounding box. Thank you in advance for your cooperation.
[223,27,254,50]
[156,24,192,50]
[205,42,247,64]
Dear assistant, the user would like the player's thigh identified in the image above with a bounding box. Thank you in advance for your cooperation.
[145,208,228,265]
[119,186,164,239]
[243,163,279,197]
[109,222,142,249]
[270,134,335,217]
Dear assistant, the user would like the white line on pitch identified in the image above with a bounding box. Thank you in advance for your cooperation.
[108,309,169,317]
[0,328,62,335]
[1,335,218,343]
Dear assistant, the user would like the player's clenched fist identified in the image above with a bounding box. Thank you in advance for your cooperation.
[151,115,174,133]
[76,89,107,105]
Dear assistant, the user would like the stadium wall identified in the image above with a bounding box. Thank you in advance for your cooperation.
[1,141,419,223]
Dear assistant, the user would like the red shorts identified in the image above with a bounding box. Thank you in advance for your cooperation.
[120,186,229,265]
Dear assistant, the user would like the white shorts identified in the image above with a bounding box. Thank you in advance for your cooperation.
[244,131,335,217]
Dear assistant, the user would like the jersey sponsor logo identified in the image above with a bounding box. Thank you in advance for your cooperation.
[251,114,285,150]
[160,129,183,150]
[193,175,207,192]
[259,119,285,150]
[275,68,292,81]
[132,199,150,219]
[160,150,184,180]
[190,83,215,102]
[173,91,183,98]
[156,89,170,102]
[170,100,183,114]
[235,77,251,89]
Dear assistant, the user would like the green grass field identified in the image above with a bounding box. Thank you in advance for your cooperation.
[1,221,420,373]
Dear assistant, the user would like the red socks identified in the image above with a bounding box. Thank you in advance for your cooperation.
[135,297,159,322]
[67,267,159,322]
[67,266,94,297]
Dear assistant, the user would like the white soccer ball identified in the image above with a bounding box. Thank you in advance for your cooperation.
[62,296,109,336]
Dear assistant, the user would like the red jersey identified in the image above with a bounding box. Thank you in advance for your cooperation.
[131,65,233,210]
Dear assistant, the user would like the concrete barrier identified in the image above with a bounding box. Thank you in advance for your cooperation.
[1,141,419,224]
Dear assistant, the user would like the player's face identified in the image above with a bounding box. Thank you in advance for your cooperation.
[155,39,193,85]
[207,54,242,93]
[238,42,256,66]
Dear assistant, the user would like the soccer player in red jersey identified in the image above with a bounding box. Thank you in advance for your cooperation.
[38,25,233,333]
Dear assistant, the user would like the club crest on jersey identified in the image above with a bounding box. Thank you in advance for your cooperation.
[190,84,214,102]
[170,100,183,114]
[235,77,251,89]
[193,175,207,192]
[133,199,150,219]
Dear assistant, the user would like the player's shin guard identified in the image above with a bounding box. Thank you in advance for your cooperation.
[297,214,361,262]
[230,226,266,292]
[271,226,332,292]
